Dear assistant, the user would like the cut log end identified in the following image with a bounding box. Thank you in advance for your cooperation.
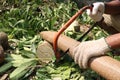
[36,41,55,65]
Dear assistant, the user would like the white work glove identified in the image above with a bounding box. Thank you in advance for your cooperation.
[73,38,111,69]
[87,2,105,22]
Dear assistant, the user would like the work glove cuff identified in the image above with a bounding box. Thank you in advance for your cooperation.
[96,38,111,54]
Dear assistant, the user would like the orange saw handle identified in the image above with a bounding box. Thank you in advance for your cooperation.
[53,5,93,61]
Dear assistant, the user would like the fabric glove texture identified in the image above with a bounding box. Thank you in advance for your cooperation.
[87,2,105,22]
[73,38,111,69]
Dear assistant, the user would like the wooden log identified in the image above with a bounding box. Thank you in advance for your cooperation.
[36,41,55,64]
[0,32,9,63]
[0,32,9,50]
[0,45,4,63]
[40,31,120,80]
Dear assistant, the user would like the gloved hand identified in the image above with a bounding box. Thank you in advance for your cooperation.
[87,2,105,22]
[73,38,111,69]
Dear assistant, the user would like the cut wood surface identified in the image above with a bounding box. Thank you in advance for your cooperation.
[36,41,55,64]
[40,31,120,80]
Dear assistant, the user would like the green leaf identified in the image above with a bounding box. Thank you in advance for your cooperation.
[20,50,36,58]
[22,66,35,79]
[36,67,51,79]
[0,62,13,74]
[61,68,71,80]
[5,54,36,67]
[10,60,37,80]
[13,19,24,27]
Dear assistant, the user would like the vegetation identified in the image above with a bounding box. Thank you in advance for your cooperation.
[0,0,120,80]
